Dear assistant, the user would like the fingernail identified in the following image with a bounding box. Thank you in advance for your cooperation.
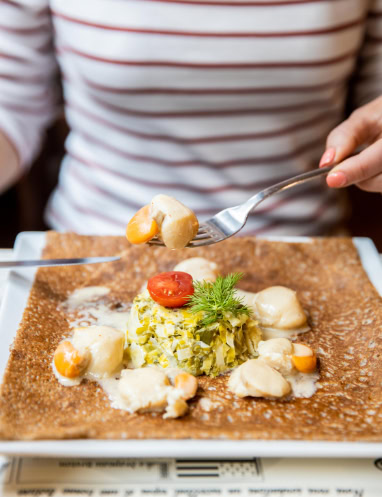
[327,171,347,188]
[319,147,336,168]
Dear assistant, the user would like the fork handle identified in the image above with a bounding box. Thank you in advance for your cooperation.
[243,164,335,213]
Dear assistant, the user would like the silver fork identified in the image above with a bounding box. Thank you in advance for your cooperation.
[148,164,334,248]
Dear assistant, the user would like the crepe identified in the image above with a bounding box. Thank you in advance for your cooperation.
[0,232,381,441]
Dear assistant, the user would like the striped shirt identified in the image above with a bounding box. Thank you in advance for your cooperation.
[0,0,381,236]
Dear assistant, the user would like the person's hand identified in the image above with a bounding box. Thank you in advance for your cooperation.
[0,130,19,193]
[319,96,382,193]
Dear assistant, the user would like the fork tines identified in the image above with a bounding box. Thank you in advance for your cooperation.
[147,223,213,247]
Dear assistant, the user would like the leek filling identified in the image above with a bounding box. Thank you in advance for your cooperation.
[126,290,262,376]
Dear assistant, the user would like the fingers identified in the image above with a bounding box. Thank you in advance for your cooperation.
[326,138,382,192]
[319,96,382,193]
[319,96,382,167]
[356,173,382,193]
[328,170,382,192]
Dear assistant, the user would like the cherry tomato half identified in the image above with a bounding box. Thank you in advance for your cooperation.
[147,271,194,308]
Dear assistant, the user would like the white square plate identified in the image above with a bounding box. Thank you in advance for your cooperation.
[0,232,381,458]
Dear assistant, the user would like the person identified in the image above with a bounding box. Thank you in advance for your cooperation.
[0,0,381,237]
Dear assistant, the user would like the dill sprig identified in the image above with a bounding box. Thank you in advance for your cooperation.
[188,273,251,327]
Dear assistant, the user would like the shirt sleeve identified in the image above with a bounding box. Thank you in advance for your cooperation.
[352,0,382,107]
[0,0,59,169]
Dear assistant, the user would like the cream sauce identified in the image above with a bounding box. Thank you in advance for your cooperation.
[57,285,318,409]
[173,258,218,282]
[98,374,132,411]
[99,370,187,418]
[56,286,192,417]
[286,372,320,398]
[53,337,124,389]
[63,286,131,331]
[66,286,110,309]
[53,370,162,415]
[55,287,129,388]
[255,337,318,399]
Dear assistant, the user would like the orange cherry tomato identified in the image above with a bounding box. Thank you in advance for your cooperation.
[147,271,194,308]
[291,343,317,374]
[54,341,89,379]
[292,354,317,374]
[126,204,159,244]
[174,373,198,400]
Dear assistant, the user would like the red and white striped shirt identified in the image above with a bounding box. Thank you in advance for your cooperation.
[0,0,381,236]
